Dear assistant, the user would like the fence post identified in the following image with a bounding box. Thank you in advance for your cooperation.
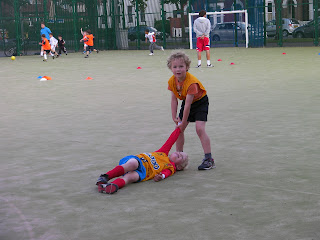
[44,0,48,23]
[234,0,238,47]
[111,0,117,49]
[263,0,266,46]
[314,0,319,46]
[276,0,283,47]
[14,0,21,56]
[122,0,126,29]
[136,0,140,50]
[72,0,79,52]
[161,0,166,48]
[103,0,108,49]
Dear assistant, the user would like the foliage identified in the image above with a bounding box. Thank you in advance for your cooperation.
[154,19,170,34]
[130,0,148,11]
[163,0,189,10]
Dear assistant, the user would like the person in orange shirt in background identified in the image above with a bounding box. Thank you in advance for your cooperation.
[167,51,215,170]
[96,127,188,194]
[39,34,53,62]
[80,29,98,58]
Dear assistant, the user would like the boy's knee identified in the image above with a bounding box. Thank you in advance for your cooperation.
[196,125,205,136]
[128,159,139,169]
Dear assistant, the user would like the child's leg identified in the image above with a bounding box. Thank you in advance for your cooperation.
[149,43,154,53]
[175,120,189,152]
[196,121,215,170]
[154,43,162,50]
[195,121,211,154]
[96,158,139,185]
[99,171,139,194]
[197,51,202,66]
[43,52,47,61]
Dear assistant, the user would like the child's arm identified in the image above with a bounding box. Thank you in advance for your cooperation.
[171,92,179,124]
[179,94,195,131]
[155,127,181,155]
[80,28,84,35]
[154,169,172,182]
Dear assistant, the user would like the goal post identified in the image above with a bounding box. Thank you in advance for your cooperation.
[189,10,249,49]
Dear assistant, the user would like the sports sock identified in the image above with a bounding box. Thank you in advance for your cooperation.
[205,153,212,160]
[106,165,125,180]
[111,178,126,189]
[207,60,211,65]
[40,51,43,56]
[44,54,47,60]
[198,60,201,66]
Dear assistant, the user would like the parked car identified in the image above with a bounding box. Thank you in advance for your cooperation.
[266,18,300,37]
[128,26,167,41]
[211,22,248,41]
[292,17,320,38]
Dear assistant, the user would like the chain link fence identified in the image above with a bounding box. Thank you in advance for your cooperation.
[0,0,319,56]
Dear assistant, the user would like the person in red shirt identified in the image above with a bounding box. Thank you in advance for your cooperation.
[39,34,53,61]
[167,51,215,170]
[96,127,188,194]
[80,29,99,58]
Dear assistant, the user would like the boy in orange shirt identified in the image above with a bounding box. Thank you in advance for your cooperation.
[96,127,188,194]
[80,29,98,58]
[167,51,215,170]
[39,34,52,61]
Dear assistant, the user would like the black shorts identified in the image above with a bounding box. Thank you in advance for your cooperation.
[179,95,209,122]
[86,46,94,52]
[44,50,51,54]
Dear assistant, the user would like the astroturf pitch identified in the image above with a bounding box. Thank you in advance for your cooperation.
[0,47,319,240]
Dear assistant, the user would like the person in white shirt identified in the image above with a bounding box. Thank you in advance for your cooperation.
[49,33,58,58]
[145,29,164,56]
[193,10,213,68]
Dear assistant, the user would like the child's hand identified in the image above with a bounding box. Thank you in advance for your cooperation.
[178,120,188,132]
[173,117,180,125]
[154,174,163,182]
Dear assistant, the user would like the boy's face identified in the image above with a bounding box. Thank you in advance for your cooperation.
[58,36,62,40]
[41,24,45,28]
[49,35,53,38]
[170,58,189,81]
[170,152,188,170]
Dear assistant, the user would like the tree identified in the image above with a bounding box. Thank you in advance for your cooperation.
[163,0,189,39]
[130,0,148,11]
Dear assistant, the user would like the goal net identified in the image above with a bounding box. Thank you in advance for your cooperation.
[188,10,249,49]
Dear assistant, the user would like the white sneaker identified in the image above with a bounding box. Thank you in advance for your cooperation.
[207,64,213,67]
[161,46,164,51]
[149,53,154,56]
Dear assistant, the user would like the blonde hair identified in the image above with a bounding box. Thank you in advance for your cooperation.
[180,154,189,170]
[167,50,191,69]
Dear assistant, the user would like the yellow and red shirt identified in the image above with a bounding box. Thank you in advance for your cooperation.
[135,127,181,181]
[168,72,207,103]
[136,152,176,181]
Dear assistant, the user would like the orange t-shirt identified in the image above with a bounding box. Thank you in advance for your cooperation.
[84,34,94,46]
[168,78,204,101]
[42,38,51,50]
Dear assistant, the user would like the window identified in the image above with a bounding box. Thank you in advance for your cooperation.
[268,3,272,13]
[128,6,133,23]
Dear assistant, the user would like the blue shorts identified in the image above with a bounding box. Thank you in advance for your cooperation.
[119,155,146,182]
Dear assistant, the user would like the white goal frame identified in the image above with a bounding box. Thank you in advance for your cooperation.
[188,10,249,49]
